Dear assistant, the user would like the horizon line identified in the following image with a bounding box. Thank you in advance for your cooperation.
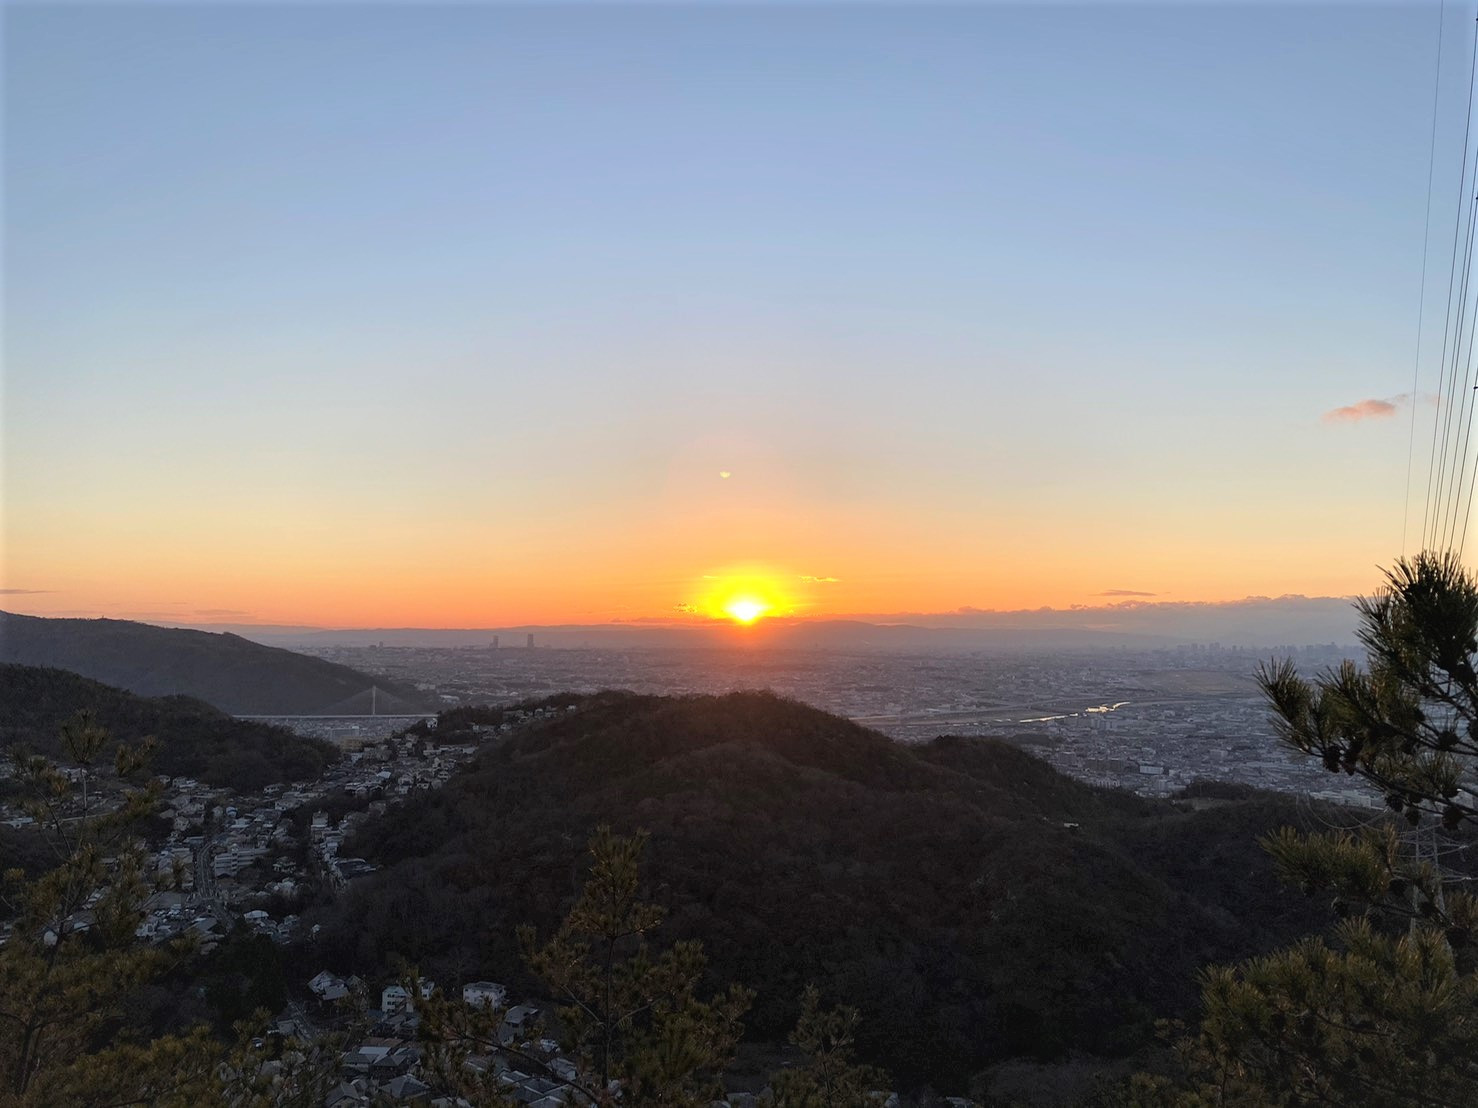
[1,591,1364,634]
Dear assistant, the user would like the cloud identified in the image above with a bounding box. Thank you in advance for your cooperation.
[1099,589,1156,597]
[800,575,841,584]
[1323,395,1406,423]
[673,603,699,614]
[0,588,52,595]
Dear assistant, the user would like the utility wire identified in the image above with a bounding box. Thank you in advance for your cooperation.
[1407,0,1448,557]
[1429,164,1478,547]
[1461,374,1478,551]
[1439,20,1478,546]
[1424,14,1478,550]
[1457,335,1478,554]
[1446,238,1478,552]
[1437,178,1478,549]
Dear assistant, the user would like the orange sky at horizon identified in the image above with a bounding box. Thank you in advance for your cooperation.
[8,2,1466,632]
[4,4,1461,634]
[1,504,1399,628]
[1,414,1411,628]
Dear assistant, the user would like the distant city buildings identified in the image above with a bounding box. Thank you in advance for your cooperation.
[295,641,1364,801]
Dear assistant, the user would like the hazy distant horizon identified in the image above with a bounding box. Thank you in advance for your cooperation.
[3,591,1365,651]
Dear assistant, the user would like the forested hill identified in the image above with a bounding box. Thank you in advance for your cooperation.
[311,690,1336,1093]
[0,665,337,789]
[0,611,428,715]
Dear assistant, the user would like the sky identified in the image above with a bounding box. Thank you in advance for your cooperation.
[2,2,1470,628]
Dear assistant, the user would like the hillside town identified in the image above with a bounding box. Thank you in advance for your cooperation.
[1,703,593,951]
[1,732,476,951]
[0,650,1380,1104]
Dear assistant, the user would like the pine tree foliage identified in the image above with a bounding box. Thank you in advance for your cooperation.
[413,984,522,1106]
[765,984,889,1108]
[1260,552,1478,831]
[417,825,751,1106]
[0,711,223,1106]
[1190,916,1478,1106]
[1164,554,1478,1105]
[0,716,344,1107]
[215,1020,347,1108]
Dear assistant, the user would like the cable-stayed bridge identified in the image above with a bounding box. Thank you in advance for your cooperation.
[236,683,434,720]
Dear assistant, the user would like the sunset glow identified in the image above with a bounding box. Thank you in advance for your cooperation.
[723,597,769,625]
[694,570,792,626]
[8,6,1478,1093]
[2,5,1448,629]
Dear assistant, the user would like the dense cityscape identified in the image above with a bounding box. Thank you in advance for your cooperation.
[292,641,1368,802]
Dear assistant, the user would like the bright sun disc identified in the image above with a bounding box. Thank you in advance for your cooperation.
[693,568,790,624]
[724,597,769,624]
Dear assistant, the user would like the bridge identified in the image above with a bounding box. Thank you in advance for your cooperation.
[235,683,435,720]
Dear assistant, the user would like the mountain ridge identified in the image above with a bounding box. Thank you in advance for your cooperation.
[0,611,430,715]
[0,664,338,789]
[308,689,1334,1092]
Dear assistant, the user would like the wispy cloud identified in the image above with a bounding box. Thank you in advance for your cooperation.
[1323,395,1407,423]
[0,588,52,595]
[800,575,841,584]
[1099,589,1156,597]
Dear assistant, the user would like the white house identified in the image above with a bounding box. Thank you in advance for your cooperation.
[309,970,349,1003]
[462,981,507,1010]
[381,984,412,1014]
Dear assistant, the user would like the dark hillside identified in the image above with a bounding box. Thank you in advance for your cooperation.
[0,665,337,789]
[307,690,1333,1092]
[0,611,428,716]
[916,733,1155,821]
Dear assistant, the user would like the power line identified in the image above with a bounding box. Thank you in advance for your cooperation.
[1435,172,1478,549]
[1407,0,1448,557]
[1425,14,1478,551]
[1439,129,1478,549]
[1445,290,1478,551]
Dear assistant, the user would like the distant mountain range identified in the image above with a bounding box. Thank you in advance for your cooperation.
[0,612,430,715]
[150,594,1362,651]
[0,665,337,790]
[212,619,1180,651]
[308,689,1337,1094]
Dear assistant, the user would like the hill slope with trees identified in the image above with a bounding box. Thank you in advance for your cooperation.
[307,690,1334,1092]
[0,611,428,715]
[0,664,337,789]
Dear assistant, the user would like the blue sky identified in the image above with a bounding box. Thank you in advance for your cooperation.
[3,3,1467,625]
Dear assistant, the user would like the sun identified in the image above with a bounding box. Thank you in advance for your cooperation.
[689,568,791,625]
[723,596,770,624]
